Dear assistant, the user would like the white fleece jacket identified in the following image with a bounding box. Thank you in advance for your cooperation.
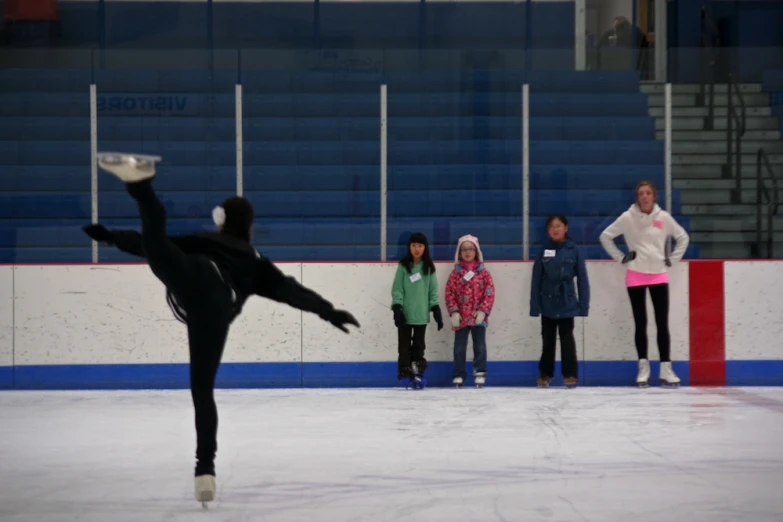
[599,204,690,274]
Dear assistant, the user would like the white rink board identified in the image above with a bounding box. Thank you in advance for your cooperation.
[14,265,189,365]
[223,263,302,363]
[0,267,12,369]
[300,263,405,363]
[11,262,693,366]
[583,262,689,361]
[300,262,549,363]
[724,261,783,360]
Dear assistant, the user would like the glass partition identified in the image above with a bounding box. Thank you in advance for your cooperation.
[1,0,782,264]
[0,49,94,263]
[95,50,239,262]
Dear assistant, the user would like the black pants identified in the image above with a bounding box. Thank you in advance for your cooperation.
[539,317,578,379]
[397,325,427,378]
[627,283,670,362]
[129,180,234,477]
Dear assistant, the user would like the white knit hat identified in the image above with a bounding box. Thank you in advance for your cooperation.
[454,234,483,264]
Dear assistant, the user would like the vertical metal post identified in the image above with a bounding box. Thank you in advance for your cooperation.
[654,0,668,82]
[235,84,243,196]
[756,150,762,258]
[90,83,98,264]
[574,0,586,71]
[665,83,672,212]
[380,84,388,262]
[522,84,530,260]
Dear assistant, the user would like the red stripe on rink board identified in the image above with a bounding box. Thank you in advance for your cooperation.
[688,260,726,386]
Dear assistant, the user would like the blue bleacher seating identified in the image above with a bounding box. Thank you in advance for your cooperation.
[0,67,696,263]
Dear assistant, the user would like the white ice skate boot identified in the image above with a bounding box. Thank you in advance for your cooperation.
[659,361,681,388]
[453,377,463,388]
[97,152,161,183]
[636,358,650,388]
[474,372,486,388]
[195,474,216,506]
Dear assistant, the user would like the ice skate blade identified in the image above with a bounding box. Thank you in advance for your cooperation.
[637,382,650,388]
[97,152,161,183]
[660,381,680,389]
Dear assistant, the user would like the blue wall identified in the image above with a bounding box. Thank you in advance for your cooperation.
[671,0,783,82]
[46,1,572,54]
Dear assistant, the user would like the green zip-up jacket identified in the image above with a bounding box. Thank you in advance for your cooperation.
[391,262,440,325]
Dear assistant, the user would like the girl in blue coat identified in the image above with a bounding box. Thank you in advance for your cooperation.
[530,215,590,388]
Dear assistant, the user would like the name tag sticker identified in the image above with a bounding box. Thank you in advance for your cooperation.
[463,271,475,281]
[409,273,422,283]
[544,249,556,258]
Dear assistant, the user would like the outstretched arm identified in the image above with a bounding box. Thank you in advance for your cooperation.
[254,256,360,333]
[83,224,193,259]
[83,224,146,257]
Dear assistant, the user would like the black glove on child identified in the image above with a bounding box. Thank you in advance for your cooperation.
[621,251,637,264]
[392,304,406,328]
[431,305,444,331]
[83,224,115,244]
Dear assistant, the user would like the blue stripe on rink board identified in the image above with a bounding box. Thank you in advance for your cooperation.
[12,363,303,390]
[0,361,722,390]
[0,366,12,389]
[726,361,783,386]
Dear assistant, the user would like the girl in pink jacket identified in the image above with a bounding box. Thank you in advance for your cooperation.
[445,235,496,388]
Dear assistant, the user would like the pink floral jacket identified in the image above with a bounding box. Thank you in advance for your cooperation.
[445,262,496,330]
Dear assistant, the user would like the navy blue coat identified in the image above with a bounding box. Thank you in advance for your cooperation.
[530,239,590,319]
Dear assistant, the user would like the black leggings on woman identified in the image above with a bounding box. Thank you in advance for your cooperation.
[129,180,235,477]
[627,283,670,362]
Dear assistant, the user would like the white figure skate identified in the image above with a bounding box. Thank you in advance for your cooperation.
[195,474,216,508]
[97,152,161,183]
[636,358,650,388]
[474,372,486,388]
[659,361,681,388]
[453,376,463,388]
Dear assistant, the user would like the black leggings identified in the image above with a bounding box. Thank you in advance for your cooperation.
[397,325,427,378]
[539,317,578,379]
[627,283,670,362]
[129,180,234,477]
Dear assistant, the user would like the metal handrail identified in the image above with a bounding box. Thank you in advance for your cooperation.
[726,74,747,202]
[699,6,720,129]
[755,148,780,258]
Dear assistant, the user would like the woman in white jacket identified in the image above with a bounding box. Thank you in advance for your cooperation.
[599,180,690,387]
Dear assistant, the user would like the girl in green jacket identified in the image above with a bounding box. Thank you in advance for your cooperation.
[391,232,444,388]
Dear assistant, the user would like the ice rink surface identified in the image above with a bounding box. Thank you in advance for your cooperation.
[1,386,782,522]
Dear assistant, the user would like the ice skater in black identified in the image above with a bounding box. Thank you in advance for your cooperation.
[84,152,360,506]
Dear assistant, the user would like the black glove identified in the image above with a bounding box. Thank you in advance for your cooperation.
[431,305,444,331]
[323,309,360,334]
[621,251,637,264]
[392,304,406,328]
[665,259,672,267]
[83,224,115,244]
